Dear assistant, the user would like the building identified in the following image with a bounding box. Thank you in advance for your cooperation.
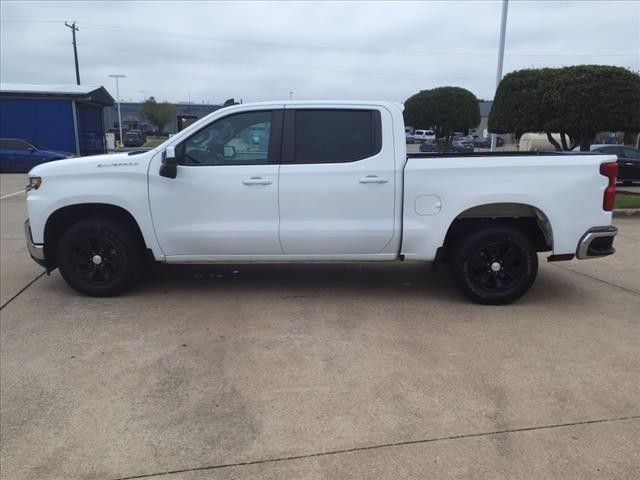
[470,100,516,145]
[469,100,493,139]
[103,101,222,135]
[0,83,114,156]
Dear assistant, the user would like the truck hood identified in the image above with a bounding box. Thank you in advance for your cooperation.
[28,150,154,177]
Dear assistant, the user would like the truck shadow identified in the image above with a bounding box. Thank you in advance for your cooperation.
[133,260,580,306]
[138,261,462,301]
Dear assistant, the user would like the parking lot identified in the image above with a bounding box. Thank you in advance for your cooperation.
[1,172,639,479]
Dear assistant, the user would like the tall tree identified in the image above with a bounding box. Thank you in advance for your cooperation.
[489,66,640,151]
[404,87,480,143]
[140,97,177,135]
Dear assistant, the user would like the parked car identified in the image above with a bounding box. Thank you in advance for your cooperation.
[419,139,437,152]
[24,101,619,305]
[413,129,436,142]
[123,130,145,147]
[474,137,491,148]
[476,136,505,148]
[592,145,640,184]
[452,136,474,153]
[0,138,73,173]
[405,132,415,144]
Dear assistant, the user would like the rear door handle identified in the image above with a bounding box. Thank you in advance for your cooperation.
[242,177,272,186]
[359,175,389,184]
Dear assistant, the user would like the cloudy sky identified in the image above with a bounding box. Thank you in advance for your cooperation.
[1,1,638,105]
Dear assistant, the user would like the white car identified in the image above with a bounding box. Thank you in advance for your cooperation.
[413,129,436,142]
[25,101,619,304]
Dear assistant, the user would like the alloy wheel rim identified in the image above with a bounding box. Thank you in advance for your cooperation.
[69,234,122,285]
[469,241,525,292]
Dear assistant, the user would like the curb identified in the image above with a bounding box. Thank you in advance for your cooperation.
[613,209,640,217]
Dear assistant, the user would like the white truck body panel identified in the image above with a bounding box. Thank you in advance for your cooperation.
[402,154,612,260]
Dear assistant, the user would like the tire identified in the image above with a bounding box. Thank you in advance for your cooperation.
[450,226,538,305]
[57,219,140,297]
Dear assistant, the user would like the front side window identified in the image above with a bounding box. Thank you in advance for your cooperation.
[179,110,272,166]
[293,109,381,164]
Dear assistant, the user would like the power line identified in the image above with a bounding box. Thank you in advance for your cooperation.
[77,42,495,80]
[74,21,640,58]
[2,20,637,58]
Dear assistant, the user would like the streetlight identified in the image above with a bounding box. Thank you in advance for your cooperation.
[491,0,508,152]
[109,74,126,149]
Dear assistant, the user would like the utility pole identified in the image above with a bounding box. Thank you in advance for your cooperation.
[109,74,126,149]
[139,90,148,102]
[491,0,508,152]
[65,21,81,85]
[289,91,293,100]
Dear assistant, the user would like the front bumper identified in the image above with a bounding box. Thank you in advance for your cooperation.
[576,226,618,259]
[24,219,46,267]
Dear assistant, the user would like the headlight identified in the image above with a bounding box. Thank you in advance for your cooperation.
[26,176,42,192]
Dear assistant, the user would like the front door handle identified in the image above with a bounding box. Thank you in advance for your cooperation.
[359,175,389,184]
[242,177,272,186]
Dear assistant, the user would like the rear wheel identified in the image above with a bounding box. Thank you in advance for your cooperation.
[450,226,538,305]
[57,219,139,296]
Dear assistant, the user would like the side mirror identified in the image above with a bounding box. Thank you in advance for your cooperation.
[159,146,178,178]
[223,145,236,158]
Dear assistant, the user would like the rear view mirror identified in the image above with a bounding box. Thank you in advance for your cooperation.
[223,145,236,158]
[159,146,178,178]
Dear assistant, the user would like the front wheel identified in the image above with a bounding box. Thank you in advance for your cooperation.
[57,219,139,296]
[450,226,538,305]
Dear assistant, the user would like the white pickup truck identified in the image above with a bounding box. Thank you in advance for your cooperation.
[24,101,619,304]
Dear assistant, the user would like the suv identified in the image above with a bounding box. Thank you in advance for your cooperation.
[413,129,435,142]
[123,130,145,148]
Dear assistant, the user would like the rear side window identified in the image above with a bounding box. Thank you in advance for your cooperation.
[596,146,621,155]
[622,147,640,160]
[1,139,28,150]
[293,109,381,164]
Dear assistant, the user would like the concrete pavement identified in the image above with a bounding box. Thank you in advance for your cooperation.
[1,173,638,480]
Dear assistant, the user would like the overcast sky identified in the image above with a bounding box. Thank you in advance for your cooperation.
[1,1,638,105]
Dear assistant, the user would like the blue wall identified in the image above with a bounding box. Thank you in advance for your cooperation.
[0,98,77,154]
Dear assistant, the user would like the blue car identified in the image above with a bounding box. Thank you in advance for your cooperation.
[0,138,73,173]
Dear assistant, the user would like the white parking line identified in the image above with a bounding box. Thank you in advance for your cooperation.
[0,190,25,200]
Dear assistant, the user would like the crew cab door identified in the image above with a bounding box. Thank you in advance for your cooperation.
[148,108,284,258]
[278,107,396,255]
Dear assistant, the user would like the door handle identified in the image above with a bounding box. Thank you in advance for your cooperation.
[359,175,389,184]
[242,177,272,185]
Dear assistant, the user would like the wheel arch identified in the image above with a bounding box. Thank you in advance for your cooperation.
[439,202,553,261]
[43,203,149,270]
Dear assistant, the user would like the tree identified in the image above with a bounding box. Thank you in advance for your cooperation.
[140,97,177,135]
[489,66,640,151]
[404,87,480,146]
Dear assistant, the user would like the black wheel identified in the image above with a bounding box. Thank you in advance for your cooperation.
[57,219,139,296]
[450,226,538,305]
